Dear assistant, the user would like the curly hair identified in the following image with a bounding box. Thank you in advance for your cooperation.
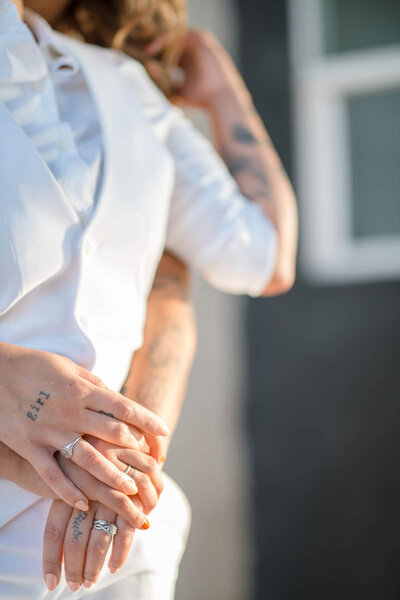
[55,0,187,95]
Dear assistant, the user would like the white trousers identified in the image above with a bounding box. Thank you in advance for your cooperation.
[0,474,191,600]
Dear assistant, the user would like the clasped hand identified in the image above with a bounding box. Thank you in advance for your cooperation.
[43,438,165,591]
[0,343,168,591]
[0,342,168,519]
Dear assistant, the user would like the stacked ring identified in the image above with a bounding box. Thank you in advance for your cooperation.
[92,519,118,537]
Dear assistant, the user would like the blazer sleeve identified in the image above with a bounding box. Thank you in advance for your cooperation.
[119,57,277,297]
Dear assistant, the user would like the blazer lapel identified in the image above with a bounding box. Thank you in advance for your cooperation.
[0,101,80,313]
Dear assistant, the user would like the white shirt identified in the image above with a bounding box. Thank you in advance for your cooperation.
[0,3,102,222]
[0,0,277,391]
[0,0,277,527]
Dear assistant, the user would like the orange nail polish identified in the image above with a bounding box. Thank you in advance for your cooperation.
[160,456,165,463]
[141,519,150,530]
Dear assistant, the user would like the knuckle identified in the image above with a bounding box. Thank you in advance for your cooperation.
[44,524,63,544]
[116,530,134,549]
[117,400,131,423]
[81,449,99,469]
[65,568,82,582]
[90,374,105,388]
[114,493,131,514]
[143,413,154,431]
[112,471,125,491]
[113,423,128,444]
[65,377,87,402]
[44,558,60,573]
[142,456,157,473]
[137,473,151,488]
[87,539,108,556]
[44,468,61,486]
[64,535,81,550]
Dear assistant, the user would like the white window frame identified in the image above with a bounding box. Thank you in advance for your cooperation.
[287,0,400,284]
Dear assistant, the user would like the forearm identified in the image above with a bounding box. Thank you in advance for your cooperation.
[121,252,196,454]
[206,81,298,295]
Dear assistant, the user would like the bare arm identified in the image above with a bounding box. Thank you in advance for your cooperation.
[121,251,197,460]
[146,29,298,296]
[208,87,298,296]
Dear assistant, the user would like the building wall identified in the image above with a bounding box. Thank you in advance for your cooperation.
[240,1,400,599]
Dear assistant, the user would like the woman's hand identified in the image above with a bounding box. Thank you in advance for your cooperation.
[86,436,164,515]
[43,499,140,592]
[144,29,245,108]
[0,342,169,510]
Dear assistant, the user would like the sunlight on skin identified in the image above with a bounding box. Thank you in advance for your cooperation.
[10,0,23,17]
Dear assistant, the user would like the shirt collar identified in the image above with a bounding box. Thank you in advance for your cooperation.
[24,7,79,79]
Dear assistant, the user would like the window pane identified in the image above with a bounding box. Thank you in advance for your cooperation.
[322,0,400,54]
[348,88,400,239]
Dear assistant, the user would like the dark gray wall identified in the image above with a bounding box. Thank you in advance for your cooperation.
[238,1,400,598]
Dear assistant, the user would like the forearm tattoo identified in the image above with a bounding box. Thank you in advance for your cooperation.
[121,272,193,413]
[26,391,49,422]
[72,510,88,540]
[151,274,188,301]
[122,319,187,412]
[221,122,285,204]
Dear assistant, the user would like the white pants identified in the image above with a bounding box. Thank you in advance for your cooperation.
[0,474,191,600]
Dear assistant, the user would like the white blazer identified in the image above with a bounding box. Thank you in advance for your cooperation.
[0,25,276,526]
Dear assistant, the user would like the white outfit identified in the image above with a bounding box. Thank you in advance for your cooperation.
[0,1,277,597]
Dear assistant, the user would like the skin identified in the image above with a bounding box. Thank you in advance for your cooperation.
[145,28,298,295]
[4,0,298,590]
[43,253,197,591]
[0,252,196,591]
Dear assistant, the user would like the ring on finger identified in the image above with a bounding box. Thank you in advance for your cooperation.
[92,520,118,537]
[123,464,132,475]
[60,436,82,459]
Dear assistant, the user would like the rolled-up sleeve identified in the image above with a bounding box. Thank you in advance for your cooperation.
[165,112,277,296]
[119,57,277,297]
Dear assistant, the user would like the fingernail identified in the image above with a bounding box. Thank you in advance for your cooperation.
[159,455,165,463]
[122,478,138,495]
[83,580,93,588]
[109,566,119,574]
[75,499,89,511]
[45,573,58,591]
[158,422,170,436]
[67,581,81,592]
[141,519,150,530]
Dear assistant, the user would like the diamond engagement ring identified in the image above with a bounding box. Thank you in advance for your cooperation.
[92,519,118,536]
[59,436,82,459]
[123,464,132,475]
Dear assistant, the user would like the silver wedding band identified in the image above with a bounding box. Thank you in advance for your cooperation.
[59,436,82,459]
[123,464,132,475]
[92,519,118,536]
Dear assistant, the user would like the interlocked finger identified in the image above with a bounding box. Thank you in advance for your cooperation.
[124,466,159,515]
[108,511,137,573]
[67,438,138,496]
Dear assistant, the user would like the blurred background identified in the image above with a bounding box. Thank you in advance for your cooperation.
[166,1,400,599]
